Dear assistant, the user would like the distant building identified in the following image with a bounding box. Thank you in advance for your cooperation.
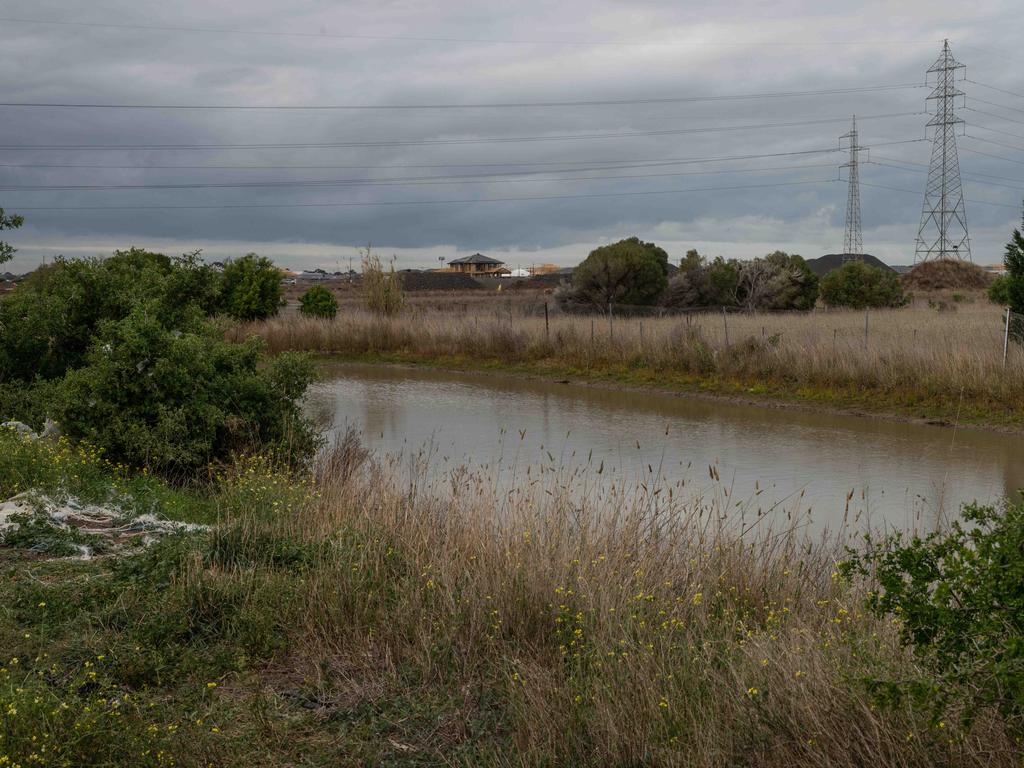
[983,263,1008,277]
[528,263,561,276]
[445,253,509,276]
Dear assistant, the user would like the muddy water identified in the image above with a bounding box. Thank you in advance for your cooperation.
[307,363,1023,533]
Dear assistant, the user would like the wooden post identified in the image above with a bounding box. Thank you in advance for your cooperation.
[1004,307,1012,368]
[722,307,730,349]
[544,302,550,343]
[608,306,613,341]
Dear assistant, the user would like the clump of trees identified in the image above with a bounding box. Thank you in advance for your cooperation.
[362,247,404,316]
[819,260,907,309]
[558,237,669,311]
[664,250,818,311]
[0,246,317,478]
[299,285,339,319]
[220,252,283,320]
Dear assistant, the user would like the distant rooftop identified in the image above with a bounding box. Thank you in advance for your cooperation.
[448,253,504,266]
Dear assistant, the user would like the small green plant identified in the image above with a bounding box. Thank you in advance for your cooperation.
[220,253,283,321]
[298,284,338,319]
[842,500,1024,735]
[820,261,907,309]
[361,247,404,316]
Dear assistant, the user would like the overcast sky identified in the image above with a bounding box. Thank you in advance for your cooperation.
[2,0,1023,272]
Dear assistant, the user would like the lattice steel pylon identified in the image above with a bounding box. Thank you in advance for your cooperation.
[915,40,971,262]
[840,115,863,260]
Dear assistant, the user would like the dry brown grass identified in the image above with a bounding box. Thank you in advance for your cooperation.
[236,295,1023,420]
[210,435,1018,765]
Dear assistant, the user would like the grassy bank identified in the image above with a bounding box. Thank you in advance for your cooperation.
[1,429,1019,766]
[236,299,1024,428]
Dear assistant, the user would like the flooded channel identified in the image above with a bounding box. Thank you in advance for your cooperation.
[307,363,1023,533]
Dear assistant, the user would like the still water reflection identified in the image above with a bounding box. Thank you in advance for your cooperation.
[308,363,1022,533]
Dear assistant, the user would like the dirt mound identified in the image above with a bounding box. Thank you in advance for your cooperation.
[902,259,993,291]
[804,254,894,277]
[398,271,482,291]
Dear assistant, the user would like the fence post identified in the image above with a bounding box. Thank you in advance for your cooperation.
[608,306,613,341]
[722,307,730,349]
[640,320,644,349]
[1004,307,1012,368]
[544,302,550,343]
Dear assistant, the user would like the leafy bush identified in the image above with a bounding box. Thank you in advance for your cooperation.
[562,237,669,311]
[0,249,317,479]
[664,251,818,310]
[55,306,318,476]
[0,248,221,383]
[989,275,1011,305]
[0,207,23,264]
[220,253,283,320]
[819,260,906,309]
[843,500,1024,734]
[298,284,338,319]
[361,247,404,316]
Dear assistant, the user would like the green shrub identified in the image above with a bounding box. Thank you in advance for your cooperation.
[564,237,669,310]
[53,306,318,476]
[843,500,1024,734]
[0,248,221,383]
[989,275,1011,305]
[220,253,282,320]
[298,284,338,319]
[819,260,906,309]
[664,250,818,310]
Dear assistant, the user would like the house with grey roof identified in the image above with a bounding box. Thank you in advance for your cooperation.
[446,253,509,276]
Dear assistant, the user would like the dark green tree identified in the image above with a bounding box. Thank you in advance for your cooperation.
[0,208,24,265]
[999,207,1024,340]
[299,284,339,319]
[220,253,283,321]
[567,237,669,310]
[819,260,906,309]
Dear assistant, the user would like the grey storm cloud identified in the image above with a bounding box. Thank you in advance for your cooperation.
[1,0,1022,270]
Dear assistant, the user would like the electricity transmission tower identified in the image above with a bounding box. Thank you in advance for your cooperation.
[915,40,971,262]
[840,115,864,259]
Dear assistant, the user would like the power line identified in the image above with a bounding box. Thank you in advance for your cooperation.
[963,106,1024,126]
[964,134,1024,153]
[0,16,945,48]
[871,161,1024,191]
[960,145,1024,166]
[6,178,836,211]
[0,111,924,151]
[0,143,931,172]
[872,154,1024,184]
[0,83,926,110]
[0,161,839,192]
[862,180,1020,209]
[965,119,1024,141]
[965,79,1024,101]
[968,96,1024,116]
